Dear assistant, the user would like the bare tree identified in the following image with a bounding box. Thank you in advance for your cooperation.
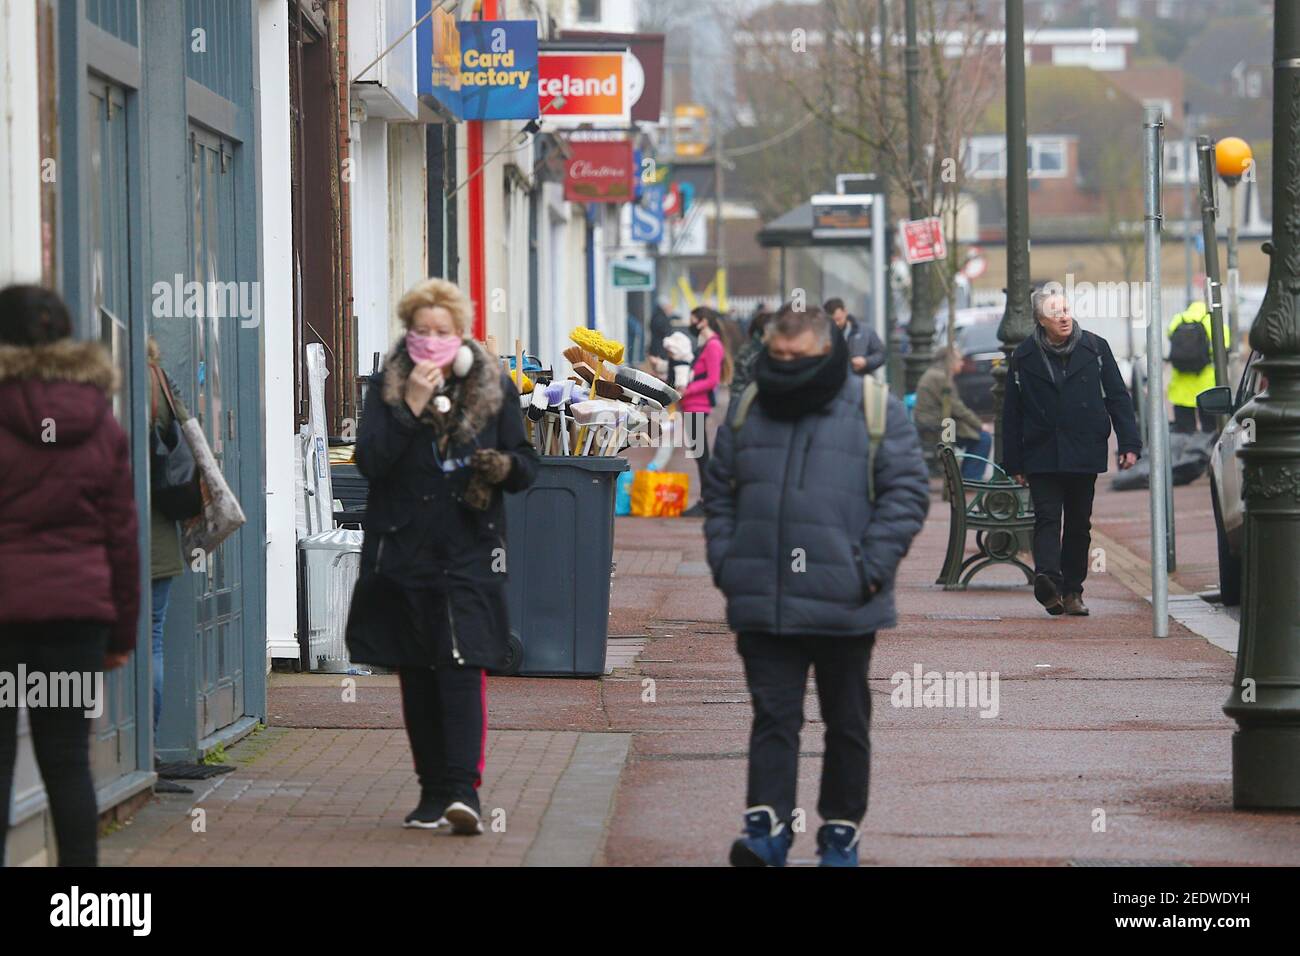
[732,0,1001,325]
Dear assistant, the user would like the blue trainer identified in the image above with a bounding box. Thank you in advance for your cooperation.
[816,821,860,867]
[729,806,793,867]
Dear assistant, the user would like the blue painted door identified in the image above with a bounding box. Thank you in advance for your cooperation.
[86,80,140,784]
[188,125,245,738]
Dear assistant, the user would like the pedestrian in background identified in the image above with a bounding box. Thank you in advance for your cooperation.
[1001,289,1141,618]
[915,346,992,481]
[1167,300,1228,434]
[824,297,886,375]
[0,284,141,867]
[680,306,731,518]
[728,307,772,402]
[703,303,929,867]
[648,298,674,362]
[346,278,538,835]
[145,338,186,768]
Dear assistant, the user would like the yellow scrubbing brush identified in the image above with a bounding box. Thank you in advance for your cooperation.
[570,328,625,366]
[509,368,534,393]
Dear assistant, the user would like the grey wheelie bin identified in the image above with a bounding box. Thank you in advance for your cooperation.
[503,455,629,676]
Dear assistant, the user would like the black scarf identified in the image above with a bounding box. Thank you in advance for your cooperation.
[753,328,849,421]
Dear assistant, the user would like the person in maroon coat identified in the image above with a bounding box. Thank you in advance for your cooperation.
[0,284,140,867]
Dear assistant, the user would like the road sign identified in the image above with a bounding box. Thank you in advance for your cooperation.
[899,217,947,264]
[631,186,665,243]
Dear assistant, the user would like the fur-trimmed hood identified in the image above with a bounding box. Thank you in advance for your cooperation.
[380,336,504,448]
[0,339,117,446]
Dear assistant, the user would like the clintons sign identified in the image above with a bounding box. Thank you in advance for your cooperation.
[539,50,630,127]
[564,141,635,203]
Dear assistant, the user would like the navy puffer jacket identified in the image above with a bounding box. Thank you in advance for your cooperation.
[702,374,930,637]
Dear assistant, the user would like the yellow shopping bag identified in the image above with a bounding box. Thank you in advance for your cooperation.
[630,470,690,517]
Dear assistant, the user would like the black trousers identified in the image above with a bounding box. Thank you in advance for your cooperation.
[737,632,875,826]
[1172,405,1216,434]
[1027,472,1098,596]
[0,623,108,867]
[684,411,711,500]
[397,664,486,811]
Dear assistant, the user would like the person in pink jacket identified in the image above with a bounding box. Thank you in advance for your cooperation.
[680,307,731,517]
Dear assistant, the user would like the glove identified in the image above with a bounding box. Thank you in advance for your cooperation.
[471,448,513,485]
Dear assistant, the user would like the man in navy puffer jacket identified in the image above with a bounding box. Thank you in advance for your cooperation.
[703,303,929,867]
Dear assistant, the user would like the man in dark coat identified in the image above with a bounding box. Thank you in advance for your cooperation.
[824,297,886,375]
[648,298,674,361]
[703,303,930,868]
[1000,288,1141,617]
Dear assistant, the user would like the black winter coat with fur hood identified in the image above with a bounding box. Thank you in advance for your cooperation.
[345,338,538,670]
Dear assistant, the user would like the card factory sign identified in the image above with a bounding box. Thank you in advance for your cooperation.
[564,141,635,203]
[417,13,540,121]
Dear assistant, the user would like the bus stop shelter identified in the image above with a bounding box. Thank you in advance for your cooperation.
[757,177,891,352]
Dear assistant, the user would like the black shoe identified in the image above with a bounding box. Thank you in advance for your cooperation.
[403,791,450,830]
[1034,574,1065,616]
[681,502,705,518]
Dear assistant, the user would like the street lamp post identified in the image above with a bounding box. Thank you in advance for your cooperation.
[1216,136,1253,345]
[1224,1,1300,809]
[1195,136,1231,392]
[902,0,935,394]
[992,0,1032,463]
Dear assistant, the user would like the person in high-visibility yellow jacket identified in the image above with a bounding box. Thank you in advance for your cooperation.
[1167,301,1229,433]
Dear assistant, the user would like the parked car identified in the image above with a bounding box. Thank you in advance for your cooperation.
[1196,349,1263,607]
[953,315,1003,417]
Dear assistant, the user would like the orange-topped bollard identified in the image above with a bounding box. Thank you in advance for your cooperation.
[1215,136,1254,185]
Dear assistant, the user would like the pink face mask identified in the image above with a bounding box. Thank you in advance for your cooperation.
[407,331,462,368]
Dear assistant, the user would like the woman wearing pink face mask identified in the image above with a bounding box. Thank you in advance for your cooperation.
[346,278,538,835]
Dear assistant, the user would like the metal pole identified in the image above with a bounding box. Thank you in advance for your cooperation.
[1144,106,1169,638]
[992,0,1032,463]
[1196,135,1230,391]
[881,0,905,396]
[1182,106,1194,306]
[1225,0,1300,809]
[714,123,726,311]
[902,0,934,394]
[1226,181,1240,343]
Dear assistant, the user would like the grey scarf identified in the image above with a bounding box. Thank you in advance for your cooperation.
[1035,322,1081,383]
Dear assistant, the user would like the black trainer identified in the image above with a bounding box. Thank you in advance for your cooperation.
[403,791,449,830]
[1034,573,1065,616]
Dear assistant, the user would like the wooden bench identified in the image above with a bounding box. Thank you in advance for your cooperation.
[935,443,1035,591]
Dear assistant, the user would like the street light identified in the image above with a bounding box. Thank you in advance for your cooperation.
[1215,136,1253,346]
[991,0,1033,463]
[1224,5,1300,809]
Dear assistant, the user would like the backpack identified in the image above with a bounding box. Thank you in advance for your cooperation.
[1169,316,1211,374]
[729,376,891,502]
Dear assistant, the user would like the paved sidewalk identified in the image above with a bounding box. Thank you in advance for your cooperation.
[101,438,1299,866]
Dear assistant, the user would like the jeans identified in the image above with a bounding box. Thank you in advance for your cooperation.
[0,623,108,867]
[398,664,487,811]
[737,631,876,825]
[151,577,174,735]
[956,431,993,481]
[1027,472,1098,596]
